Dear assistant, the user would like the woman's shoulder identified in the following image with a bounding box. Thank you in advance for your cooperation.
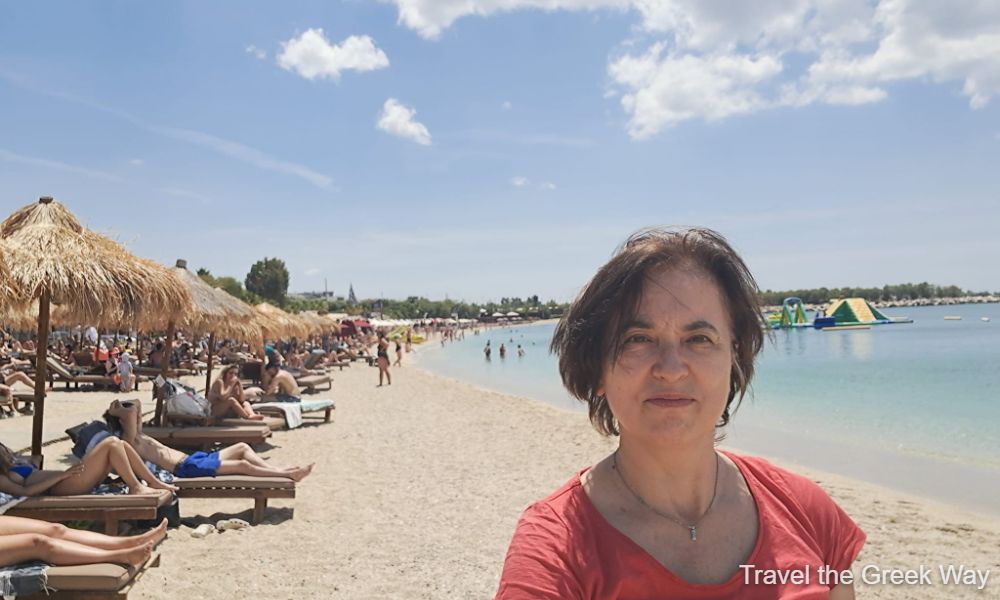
[513,469,595,541]
[724,451,862,542]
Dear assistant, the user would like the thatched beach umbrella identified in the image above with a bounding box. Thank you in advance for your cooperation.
[254,302,309,341]
[166,259,262,396]
[0,197,190,456]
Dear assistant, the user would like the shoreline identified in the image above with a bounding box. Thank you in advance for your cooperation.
[411,337,1000,519]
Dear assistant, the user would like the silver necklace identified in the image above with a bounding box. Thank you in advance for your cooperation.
[611,449,720,542]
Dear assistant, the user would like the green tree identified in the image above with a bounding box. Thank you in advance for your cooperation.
[245,257,290,306]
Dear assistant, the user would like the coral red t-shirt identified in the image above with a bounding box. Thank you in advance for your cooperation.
[496,451,865,599]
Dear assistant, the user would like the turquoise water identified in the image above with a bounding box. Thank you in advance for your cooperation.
[417,303,1000,512]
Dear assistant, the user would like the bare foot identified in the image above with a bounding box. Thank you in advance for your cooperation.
[133,518,169,547]
[121,542,153,566]
[128,483,161,496]
[148,479,179,493]
[287,463,315,482]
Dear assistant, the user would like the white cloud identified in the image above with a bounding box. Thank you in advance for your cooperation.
[389,0,1000,138]
[129,158,144,166]
[0,149,123,182]
[610,46,783,138]
[246,45,267,60]
[389,0,630,39]
[304,267,321,276]
[539,181,557,190]
[511,176,530,187]
[502,100,512,110]
[277,29,389,81]
[376,99,432,145]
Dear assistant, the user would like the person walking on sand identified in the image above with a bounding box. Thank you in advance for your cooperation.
[394,339,403,367]
[376,333,392,386]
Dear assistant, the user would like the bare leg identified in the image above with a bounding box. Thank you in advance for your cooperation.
[47,438,158,496]
[216,459,314,482]
[0,516,167,550]
[0,534,152,567]
[240,400,263,420]
[217,442,269,468]
[4,372,35,388]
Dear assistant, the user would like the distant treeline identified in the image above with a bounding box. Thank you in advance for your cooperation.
[759,283,989,306]
[320,295,568,320]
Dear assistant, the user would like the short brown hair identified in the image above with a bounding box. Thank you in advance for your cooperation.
[550,227,765,436]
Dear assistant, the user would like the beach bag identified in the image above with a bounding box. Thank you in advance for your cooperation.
[161,378,210,418]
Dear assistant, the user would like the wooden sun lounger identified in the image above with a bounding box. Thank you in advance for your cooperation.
[6,489,174,536]
[141,424,272,450]
[164,410,287,432]
[255,400,334,425]
[21,551,161,599]
[294,373,332,393]
[173,475,296,525]
[44,357,143,391]
[133,365,197,378]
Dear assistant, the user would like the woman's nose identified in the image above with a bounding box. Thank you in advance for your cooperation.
[651,342,688,382]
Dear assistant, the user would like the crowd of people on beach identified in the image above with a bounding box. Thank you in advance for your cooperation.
[0,320,431,590]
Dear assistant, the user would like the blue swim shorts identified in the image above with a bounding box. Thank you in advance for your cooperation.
[174,451,221,478]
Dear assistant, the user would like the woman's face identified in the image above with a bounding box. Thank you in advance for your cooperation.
[599,265,734,447]
[224,368,237,381]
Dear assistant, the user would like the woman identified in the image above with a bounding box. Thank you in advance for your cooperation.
[496,228,865,599]
[207,365,263,420]
[376,334,391,386]
[0,515,166,568]
[1,438,178,497]
[394,339,403,367]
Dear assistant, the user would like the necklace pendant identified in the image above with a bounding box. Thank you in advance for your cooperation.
[689,526,697,541]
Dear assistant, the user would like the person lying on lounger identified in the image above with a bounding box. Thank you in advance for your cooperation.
[0,515,166,568]
[0,438,178,497]
[104,400,313,481]
[206,365,263,420]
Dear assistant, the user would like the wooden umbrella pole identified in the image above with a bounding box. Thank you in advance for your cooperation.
[204,331,215,393]
[31,289,50,459]
[155,320,175,426]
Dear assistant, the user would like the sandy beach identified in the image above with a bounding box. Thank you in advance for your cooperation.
[1,355,997,599]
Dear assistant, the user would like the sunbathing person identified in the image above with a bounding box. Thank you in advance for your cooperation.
[261,361,302,401]
[0,438,177,497]
[0,515,166,568]
[104,400,313,481]
[0,370,35,416]
[206,365,263,420]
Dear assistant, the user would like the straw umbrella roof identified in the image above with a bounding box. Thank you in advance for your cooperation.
[0,240,22,310]
[297,310,334,335]
[168,259,262,344]
[254,302,309,340]
[0,198,190,327]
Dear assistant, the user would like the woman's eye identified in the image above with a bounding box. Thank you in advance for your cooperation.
[624,333,652,344]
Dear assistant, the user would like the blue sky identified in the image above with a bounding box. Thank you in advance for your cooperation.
[1,1,998,302]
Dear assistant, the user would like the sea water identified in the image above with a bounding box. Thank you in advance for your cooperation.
[417,303,1000,514]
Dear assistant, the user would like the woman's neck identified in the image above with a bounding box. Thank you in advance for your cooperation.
[614,436,720,523]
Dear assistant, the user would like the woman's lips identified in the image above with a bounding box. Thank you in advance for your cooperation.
[645,397,695,408]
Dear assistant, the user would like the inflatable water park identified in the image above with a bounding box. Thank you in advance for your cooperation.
[767,297,913,330]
